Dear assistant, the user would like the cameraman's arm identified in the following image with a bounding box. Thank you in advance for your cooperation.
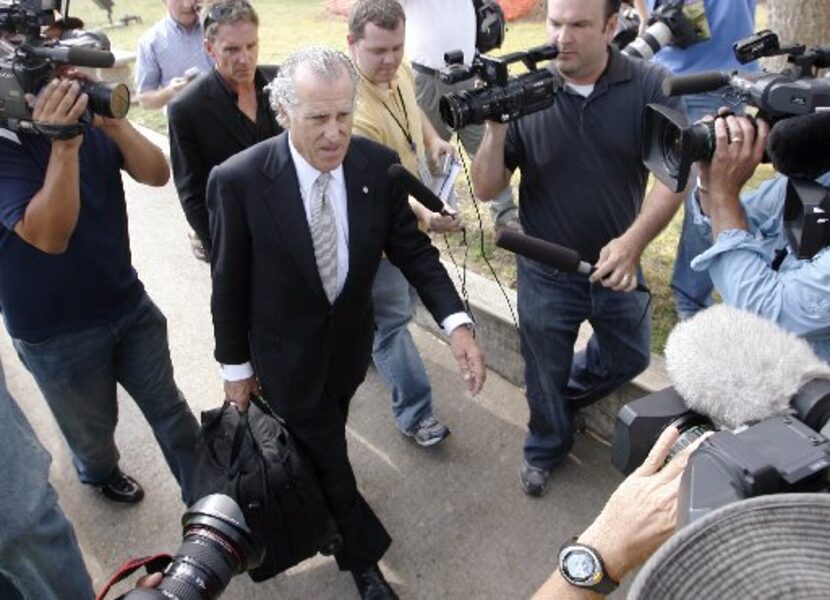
[471,121,513,201]
[632,0,649,29]
[13,79,87,254]
[532,427,703,600]
[96,118,169,187]
[591,180,685,291]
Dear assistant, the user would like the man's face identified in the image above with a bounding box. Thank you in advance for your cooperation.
[206,21,258,88]
[546,0,617,84]
[348,20,405,86]
[165,0,199,29]
[285,64,355,173]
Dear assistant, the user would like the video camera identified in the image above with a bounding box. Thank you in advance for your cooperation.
[622,0,702,61]
[612,382,830,526]
[438,44,560,131]
[642,30,830,192]
[0,0,130,138]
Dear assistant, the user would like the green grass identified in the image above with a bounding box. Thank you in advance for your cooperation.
[66,0,776,355]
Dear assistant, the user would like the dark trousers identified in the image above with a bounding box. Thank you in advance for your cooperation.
[281,389,391,571]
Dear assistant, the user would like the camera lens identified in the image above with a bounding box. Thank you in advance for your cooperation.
[439,90,472,131]
[665,413,715,464]
[682,121,717,164]
[120,494,263,600]
[82,81,130,119]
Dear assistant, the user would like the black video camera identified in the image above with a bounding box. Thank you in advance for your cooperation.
[621,0,702,61]
[117,494,264,600]
[438,44,560,131]
[642,30,830,192]
[612,382,830,526]
[0,0,130,138]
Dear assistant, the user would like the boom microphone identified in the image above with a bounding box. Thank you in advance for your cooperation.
[665,304,830,429]
[662,71,731,97]
[495,230,589,273]
[387,163,450,215]
[767,111,830,179]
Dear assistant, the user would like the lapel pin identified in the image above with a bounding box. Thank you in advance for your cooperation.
[362,186,369,194]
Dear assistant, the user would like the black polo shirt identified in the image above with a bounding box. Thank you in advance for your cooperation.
[505,47,684,263]
[211,67,280,144]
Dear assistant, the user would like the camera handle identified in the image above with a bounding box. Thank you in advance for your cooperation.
[95,554,172,600]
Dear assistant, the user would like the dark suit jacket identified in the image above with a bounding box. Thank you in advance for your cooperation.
[207,133,464,423]
[168,66,281,252]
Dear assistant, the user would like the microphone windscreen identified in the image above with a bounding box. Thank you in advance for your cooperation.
[768,112,830,179]
[662,71,730,97]
[665,305,830,428]
[495,230,581,272]
[66,46,115,68]
[387,163,444,213]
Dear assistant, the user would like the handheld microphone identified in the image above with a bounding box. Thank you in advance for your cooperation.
[664,304,830,429]
[767,111,830,179]
[495,230,649,292]
[25,45,116,69]
[662,71,731,97]
[387,163,455,215]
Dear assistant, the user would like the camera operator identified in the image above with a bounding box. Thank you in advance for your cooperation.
[0,68,200,504]
[531,426,706,598]
[631,0,756,320]
[472,0,687,497]
[692,113,830,362]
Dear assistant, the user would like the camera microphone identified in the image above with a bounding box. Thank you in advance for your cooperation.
[662,71,731,97]
[25,45,115,68]
[387,163,454,215]
[767,111,830,179]
[496,230,649,292]
[664,304,830,430]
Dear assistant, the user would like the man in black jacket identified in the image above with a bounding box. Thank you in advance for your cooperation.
[208,46,486,599]
[168,0,281,261]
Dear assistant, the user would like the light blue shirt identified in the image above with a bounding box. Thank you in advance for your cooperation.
[691,173,830,362]
[134,15,214,92]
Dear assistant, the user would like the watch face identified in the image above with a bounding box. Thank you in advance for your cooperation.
[562,548,599,584]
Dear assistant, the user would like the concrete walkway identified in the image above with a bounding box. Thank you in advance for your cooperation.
[1,138,631,599]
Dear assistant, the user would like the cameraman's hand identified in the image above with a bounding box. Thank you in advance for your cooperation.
[30,78,88,144]
[224,377,260,412]
[577,426,709,582]
[590,234,640,292]
[428,211,463,234]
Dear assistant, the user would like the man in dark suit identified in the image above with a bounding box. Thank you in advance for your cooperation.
[207,46,486,599]
[168,0,281,261]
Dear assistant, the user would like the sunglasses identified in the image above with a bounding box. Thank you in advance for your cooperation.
[202,0,252,30]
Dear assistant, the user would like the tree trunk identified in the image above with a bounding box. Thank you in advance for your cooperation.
[765,0,830,71]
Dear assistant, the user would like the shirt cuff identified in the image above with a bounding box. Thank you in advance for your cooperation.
[441,312,473,335]
[220,362,254,381]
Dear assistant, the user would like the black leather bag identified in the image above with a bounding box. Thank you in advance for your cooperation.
[189,398,342,582]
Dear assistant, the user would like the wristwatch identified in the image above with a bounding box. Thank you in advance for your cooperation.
[558,538,619,594]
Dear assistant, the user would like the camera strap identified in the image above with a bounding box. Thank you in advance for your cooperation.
[95,554,172,600]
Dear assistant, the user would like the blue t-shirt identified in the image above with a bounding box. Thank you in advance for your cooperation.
[647,0,757,74]
[0,128,144,342]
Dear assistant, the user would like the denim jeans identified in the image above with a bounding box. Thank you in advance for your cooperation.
[12,293,200,502]
[517,257,651,470]
[0,359,95,600]
[371,259,434,432]
[670,93,733,318]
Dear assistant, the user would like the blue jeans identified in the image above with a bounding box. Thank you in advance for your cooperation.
[0,359,95,600]
[671,93,733,318]
[371,259,434,432]
[12,293,199,502]
[517,258,651,470]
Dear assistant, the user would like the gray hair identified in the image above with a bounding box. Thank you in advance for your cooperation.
[266,46,359,129]
[201,0,258,43]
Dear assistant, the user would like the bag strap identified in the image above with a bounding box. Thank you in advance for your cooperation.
[230,406,249,465]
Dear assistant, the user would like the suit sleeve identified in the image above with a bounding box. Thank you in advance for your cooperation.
[380,151,465,323]
[168,98,213,252]
[208,163,252,364]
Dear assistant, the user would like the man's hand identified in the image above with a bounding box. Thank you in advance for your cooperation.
[30,77,88,146]
[578,426,708,581]
[224,376,260,412]
[427,138,457,173]
[699,113,768,237]
[589,234,641,292]
[427,211,463,234]
[449,325,486,395]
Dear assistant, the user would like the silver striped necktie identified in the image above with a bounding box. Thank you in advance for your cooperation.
[310,172,338,303]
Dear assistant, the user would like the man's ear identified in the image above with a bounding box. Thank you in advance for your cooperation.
[604,13,619,39]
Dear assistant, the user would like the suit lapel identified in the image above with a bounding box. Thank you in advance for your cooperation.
[260,135,328,300]
[342,145,373,300]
